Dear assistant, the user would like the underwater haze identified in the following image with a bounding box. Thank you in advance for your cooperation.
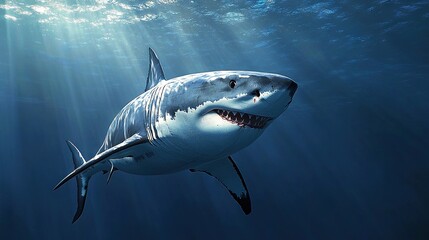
[1,0,429,239]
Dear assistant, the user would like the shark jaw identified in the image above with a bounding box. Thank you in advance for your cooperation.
[212,109,272,129]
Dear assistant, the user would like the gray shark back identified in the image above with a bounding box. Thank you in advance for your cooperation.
[97,94,148,154]
[97,48,167,153]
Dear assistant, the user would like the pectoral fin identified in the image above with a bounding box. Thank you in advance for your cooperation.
[54,133,148,190]
[190,156,251,214]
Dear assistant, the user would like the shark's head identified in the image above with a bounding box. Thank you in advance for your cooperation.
[157,71,297,158]
[145,49,297,159]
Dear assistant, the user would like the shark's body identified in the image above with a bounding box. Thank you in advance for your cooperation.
[55,48,298,222]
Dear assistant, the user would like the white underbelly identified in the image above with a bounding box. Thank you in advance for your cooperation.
[107,143,200,175]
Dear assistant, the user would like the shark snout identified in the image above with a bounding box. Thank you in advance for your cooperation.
[260,76,297,117]
[287,81,298,97]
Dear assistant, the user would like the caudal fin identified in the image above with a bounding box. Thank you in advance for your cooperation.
[64,141,91,223]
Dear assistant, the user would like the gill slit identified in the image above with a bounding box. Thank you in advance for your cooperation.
[150,87,161,146]
[146,84,168,147]
[154,84,168,146]
[145,88,156,145]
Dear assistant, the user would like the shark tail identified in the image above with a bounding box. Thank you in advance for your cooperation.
[65,140,91,223]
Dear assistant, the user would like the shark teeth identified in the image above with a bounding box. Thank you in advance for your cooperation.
[213,109,271,129]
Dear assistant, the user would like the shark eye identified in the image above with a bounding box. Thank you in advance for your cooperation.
[229,80,236,89]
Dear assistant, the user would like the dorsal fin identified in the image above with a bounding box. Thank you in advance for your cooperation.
[145,47,165,91]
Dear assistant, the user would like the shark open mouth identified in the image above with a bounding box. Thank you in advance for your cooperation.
[213,109,272,129]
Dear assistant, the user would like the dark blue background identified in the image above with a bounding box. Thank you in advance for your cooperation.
[1,1,428,239]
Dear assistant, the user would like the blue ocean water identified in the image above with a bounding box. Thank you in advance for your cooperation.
[1,0,428,239]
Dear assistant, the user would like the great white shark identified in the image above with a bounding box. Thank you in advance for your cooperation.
[54,48,298,222]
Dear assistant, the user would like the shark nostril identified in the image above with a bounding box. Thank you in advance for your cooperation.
[251,89,260,97]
